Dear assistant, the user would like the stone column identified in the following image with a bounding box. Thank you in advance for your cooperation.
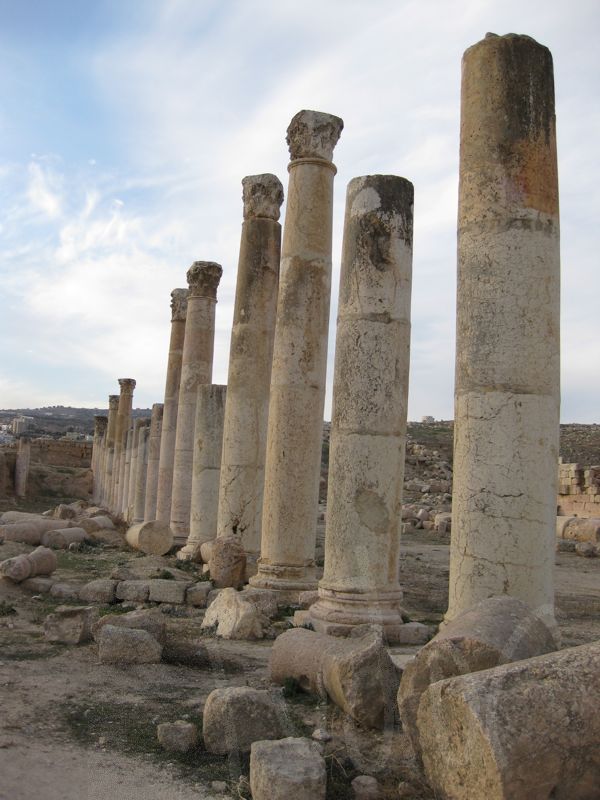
[216,174,283,558]
[309,175,414,641]
[92,416,107,504]
[170,262,222,544]
[14,437,31,499]
[144,403,164,522]
[125,420,143,521]
[122,426,134,521]
[251,110,343,597]
[113,378,136,515]
[102,395,119,508]
[133,420,150,524]
[179,384,227,560]
[155,289,188,523]
[446,33,560,631]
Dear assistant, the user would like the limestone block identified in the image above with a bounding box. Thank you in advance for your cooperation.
[398,596,557,757]
[298,590,319,609]
[558,517,600,544]
[92,609,167,644]
[41,527,88,549]
[208,536,246,589]
[203,687,292,754]
[44,605,99,644]
[351,775,381,799]
[53,504,77,520]
[157,720,198,753]
[98,625,163,664]
[115,580,151,602]
[201,587,266,639]
[250,737,326,800]
[575,541,597,558]
[270,626,400,729]
[89,515,115,529]
[418,641,600,800]
[50,583,81,601]
[0,519,71,546]
[76,517,103,535]
[148,579,192,604]
[0,546,57,582]
[79,579,118,604]
[125,521,173,556]
[199,540,215,563]
[239,587,279,618]
[20,576,54,593]
[433,512,452,533]
[185,581,213,607]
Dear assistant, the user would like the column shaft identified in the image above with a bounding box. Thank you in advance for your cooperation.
[102,395,119,508]
[144,403,164,521]
[113,378,136,515]
[133,421,150,524]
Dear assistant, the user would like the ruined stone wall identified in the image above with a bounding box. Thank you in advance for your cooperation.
[30,439,92,468]
[0,441,91,501]
[557,461,600,517]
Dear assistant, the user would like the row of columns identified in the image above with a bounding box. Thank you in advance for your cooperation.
[91,31,560,639]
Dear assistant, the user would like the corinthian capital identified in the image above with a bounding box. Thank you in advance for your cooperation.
[187,261,223,298]
[242,174,284,221]
[170,288,189,321]
[286,109,344,162]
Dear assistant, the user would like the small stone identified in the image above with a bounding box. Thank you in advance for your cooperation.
[148,579,191,604]
[44,606,99,644]
[250,737,326,800]
[210,781,228,793]
[156,720,198,753]
[49,583,81,601]
[311,728,332,742]
[201,587,266,640]
[185,581,213,607]
[79,579,117,604]
[394,621,432,645]
[298,590,320,609]
[239,587,279,618]
[20,577,54,593]
[575,541,597,558]
[397,781,415,798]
[92,609,167,644]
[115,580,151,602]
[208,536,246,589]
[98,625,163,664]
[351,775,381,800]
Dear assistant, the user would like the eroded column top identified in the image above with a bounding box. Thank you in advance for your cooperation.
[170,288,189,321]
[118,378,136,394]
[286,109,343,163]
[108,395,120,410]
[242,174,284,221]
[94,416,108,435]
[187,261,223,298]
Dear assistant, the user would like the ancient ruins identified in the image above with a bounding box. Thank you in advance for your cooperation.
[1,32,599,800]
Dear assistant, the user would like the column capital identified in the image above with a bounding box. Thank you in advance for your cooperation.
[170,288,189,321]
[94,416,108,435]
[108,395,120,410]
[286,109,343,163]
[242,174,284,221]
[187,261,222,298]
[118,378,136,394]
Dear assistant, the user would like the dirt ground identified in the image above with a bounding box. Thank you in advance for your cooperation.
[1,523,599,800]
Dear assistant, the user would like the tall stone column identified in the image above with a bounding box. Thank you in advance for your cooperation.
[155,289,188,523]
[113,378,136,515]
[92,416,107,504]
[144,403,164,522]
[179,384,227,560]
[216,174,283,558]
[122,427,134,521]
[170,262,222,544]
[14,437,31,499]
[309,175,414,640]
[446,33,560,631]
[133,420,150,524]
[125,421,143,521]
[251,110,343,597]
[102,395,119,508]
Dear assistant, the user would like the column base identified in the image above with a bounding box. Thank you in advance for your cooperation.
[176,542,202,562]
[249,561,318,603]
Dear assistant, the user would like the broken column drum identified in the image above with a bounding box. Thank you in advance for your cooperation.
[309,175,414,639]
[143,403,164,522]
[179,384,227,560]
[102,394,119,508]
[447,33,560,630]
[133,420,150,524]
[216,174,283,557]
[251,110,343,597]
[170,262,222,545]
[112,378,136,515]
[155,288,188,523]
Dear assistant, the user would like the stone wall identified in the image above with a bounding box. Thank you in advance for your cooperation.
[0,440,92,501]
[557,460,600,517]
[30,439,92,468]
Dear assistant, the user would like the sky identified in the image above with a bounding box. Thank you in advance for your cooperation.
[0,0,598,422]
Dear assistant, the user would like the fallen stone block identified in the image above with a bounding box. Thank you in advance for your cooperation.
[270,626,400,729]
[41,527,88,549]
[208,536,246,589]
[148,579,192,604]
[79,579,118,604]
[156,720,198,752]
[20,576,54,593]
[398,595,556,757]
[125,521,173,556]
[298,590,320,609]
[239,587,279,618]
[92,608,167,644]
[88,515,115,529]
[250,738,326,800]
[115,580,151,603]
[44,605,99,644]
[558,516,600,544]
[97,624,163,664]
[351,775,381,799]
[201,587,266,640]
[53,503,77,520]
[434,512,452,534]
[418,640,600,800]
[199,540,215,563]
[50,582,81,601]
[0,518,72,546]
[203,687,293,754]
[185,581,213,607]
[0,546,57,582]
[575,541,597,558]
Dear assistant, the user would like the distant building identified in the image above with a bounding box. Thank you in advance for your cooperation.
[12,416,34,435]
[421,415,435,424]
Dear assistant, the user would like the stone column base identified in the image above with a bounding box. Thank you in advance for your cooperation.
[176,542,202,562]
[249,561,318,603]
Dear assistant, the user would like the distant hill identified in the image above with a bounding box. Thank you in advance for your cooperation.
[0,406,152,436]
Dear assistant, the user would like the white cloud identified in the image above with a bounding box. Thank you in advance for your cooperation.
[26,161,63,219]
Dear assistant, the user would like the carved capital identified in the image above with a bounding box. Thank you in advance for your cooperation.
[118,378,136,394]
[108,395,120,411]
[286,109,343,162]
[170,288,188,321]
[242,174,284,221]
[94,416,108,435]
[187,261,222,298]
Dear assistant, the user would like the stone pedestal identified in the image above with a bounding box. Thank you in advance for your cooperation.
[309,175,413,640]
[170,262,222,545]
[102,395,119,508]
[14,438,31,499]
[133,421,150,524]
[112,378,136,515]
[179,384,227,561]
[216,174,283,556]
[92,416,107,504]
[155,289,188,523]
[446,33,560,631]
[251,110,343,598]
[144,403,163,522]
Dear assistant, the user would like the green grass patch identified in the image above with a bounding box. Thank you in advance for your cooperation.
[0,601,17,616]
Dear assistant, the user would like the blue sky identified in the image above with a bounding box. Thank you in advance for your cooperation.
[0,0,598,421]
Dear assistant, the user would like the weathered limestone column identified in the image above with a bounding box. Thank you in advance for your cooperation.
[155,289,188,523]
[122,427,134,521]
[92,416,107,504]
[216,174,283,557]
[125,420,143,521]
[170,262,222,544]
[179,384,227,560]
[112,378,136,515]
[102,395,119,508]
[14,437,31,499]
[251,110,343,597]
[446,33,560,631]
[144,403,164,522]
[133,420,150,524]
[309,175,414,640]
